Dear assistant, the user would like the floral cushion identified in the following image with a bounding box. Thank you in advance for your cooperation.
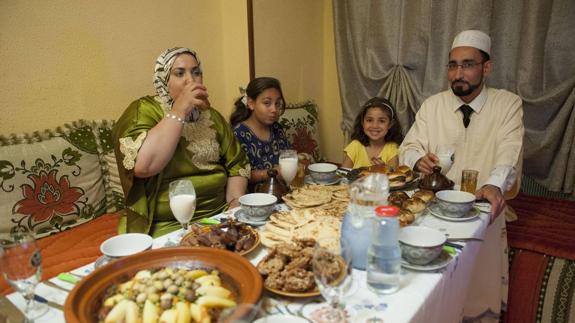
[279,101,323,162]
[92,120,124,212]
[0,120,115,238]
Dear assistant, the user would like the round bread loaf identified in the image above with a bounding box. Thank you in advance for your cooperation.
[396,165,414,182]
[388,172,406,187]
[402,197,426,214]
[412,190,434,203]
[388,191,409,207]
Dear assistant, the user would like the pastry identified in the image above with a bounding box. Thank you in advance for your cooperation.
[402,197,427,214]
[412,190,434,203]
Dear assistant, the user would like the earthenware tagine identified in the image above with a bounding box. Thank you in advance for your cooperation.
[419,166,454,192]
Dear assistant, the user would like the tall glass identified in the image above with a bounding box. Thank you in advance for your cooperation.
[461,169,479,194]
[279,150,298,187]
[169,179,196,239]
[312,237,353,323]
[0,230,48,321]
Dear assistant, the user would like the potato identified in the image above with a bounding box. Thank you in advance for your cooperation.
[143,299,159,323]
[125,300,140,323]
[175,302,191,323]
[105,299,128,323]
[190,304,210,323]
[196,275,221,287]
[159,309,177,323]
[195,285,232,299]
[196,295,236,308]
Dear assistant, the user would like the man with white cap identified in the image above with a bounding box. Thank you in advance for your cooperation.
[399,30,523,322]
[400,30,524,222]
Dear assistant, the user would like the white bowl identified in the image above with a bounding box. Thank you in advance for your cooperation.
[435,190,475,217]
[308,163,338,183]
[399,226,446,265]
[239,193,277,221]
[100,233,153,258]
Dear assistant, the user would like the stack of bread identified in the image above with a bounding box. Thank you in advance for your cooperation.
[359,165,415,188]
[388,189,434,226]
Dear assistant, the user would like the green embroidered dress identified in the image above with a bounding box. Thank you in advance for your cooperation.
[112,96,250,237]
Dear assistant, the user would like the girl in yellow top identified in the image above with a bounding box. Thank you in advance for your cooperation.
[342,97,403,169]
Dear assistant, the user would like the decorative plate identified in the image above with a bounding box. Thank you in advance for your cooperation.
[401,249,454,271]
[180,223,260,256]
[428,204,481,222]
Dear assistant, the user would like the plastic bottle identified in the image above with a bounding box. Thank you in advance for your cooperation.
[341,174,389,270]
[366,205,401,294]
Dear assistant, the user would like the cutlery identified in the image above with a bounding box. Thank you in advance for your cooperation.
[444,241,464,249]
[446,237,484,242]
[33,294,64,311]
[42,280,72,292]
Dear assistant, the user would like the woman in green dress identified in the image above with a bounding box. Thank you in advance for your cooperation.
[112,47,250,237]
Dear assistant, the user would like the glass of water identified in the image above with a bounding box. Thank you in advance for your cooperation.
[0,230,47,321]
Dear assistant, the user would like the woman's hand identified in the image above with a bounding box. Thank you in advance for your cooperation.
[170,83,210,118]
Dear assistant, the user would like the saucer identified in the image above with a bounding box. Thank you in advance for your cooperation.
[401,249,454,271]
[305,175,341,186]
[235,209,268,226]
[428,204,480,222]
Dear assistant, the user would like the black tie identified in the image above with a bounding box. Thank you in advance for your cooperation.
[460,105,473,128]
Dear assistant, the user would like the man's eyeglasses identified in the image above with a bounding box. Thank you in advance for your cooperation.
[446,61,484,71]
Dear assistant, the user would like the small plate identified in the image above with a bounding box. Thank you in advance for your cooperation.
[264,285,320,298]
[305,175,341,186]
[180,224,260,256]
[401,249,454,271]
[235,209,268,226]
[254,314,310,323]
[428,204,481,222]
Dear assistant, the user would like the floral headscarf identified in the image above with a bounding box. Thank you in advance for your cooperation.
[152,47,200,110]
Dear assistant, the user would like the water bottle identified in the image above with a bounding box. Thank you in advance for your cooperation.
[367,205,401,294]
[341,174,389,270]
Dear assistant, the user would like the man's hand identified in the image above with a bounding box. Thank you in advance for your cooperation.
[475,184,505,224]
[415,153,439,174]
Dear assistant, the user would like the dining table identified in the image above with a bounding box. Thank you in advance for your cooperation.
[5,184,503,323]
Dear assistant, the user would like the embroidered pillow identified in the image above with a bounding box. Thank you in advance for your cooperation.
[91,120,125,212]
[279,101,323,162]
[0,121,108,238]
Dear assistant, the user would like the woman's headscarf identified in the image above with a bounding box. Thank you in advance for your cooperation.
[153,47,200,110]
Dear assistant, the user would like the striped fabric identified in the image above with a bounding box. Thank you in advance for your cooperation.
[152,47,199,111]
[520,175,572,200]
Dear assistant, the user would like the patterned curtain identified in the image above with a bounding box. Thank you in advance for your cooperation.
[333,0,575,197]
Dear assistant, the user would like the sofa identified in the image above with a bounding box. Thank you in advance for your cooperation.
[0,101,323,294]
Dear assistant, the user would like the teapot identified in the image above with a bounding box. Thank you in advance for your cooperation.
[255,169,289,200]
[419,166,454,192]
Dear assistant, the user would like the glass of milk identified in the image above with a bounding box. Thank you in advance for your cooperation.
[169,179,196,238]
[279,149,298,187]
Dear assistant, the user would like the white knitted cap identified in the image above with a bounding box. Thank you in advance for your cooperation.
[451,30,491,55]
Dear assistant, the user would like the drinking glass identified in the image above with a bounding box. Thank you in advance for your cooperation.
[312,237,353,323]
[0,230,48,321]
[435,144,455,174]
[279,149,298,187]
[169,179,196,239]
[461,169,479,194]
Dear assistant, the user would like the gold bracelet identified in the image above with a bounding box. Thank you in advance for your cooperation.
[165,112,185,124]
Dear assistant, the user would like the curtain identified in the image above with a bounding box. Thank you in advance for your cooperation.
[333,0,575,197]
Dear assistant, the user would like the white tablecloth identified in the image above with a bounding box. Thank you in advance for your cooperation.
[8,203,505,323]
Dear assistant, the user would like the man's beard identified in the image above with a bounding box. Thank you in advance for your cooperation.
[451,75,483,97]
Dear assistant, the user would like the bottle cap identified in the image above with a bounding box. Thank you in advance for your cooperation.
[375,205,400,217]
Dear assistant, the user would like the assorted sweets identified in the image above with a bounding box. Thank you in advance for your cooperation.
[99,268,236,323]
[388,189,435,226]
[355,164,416,188]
